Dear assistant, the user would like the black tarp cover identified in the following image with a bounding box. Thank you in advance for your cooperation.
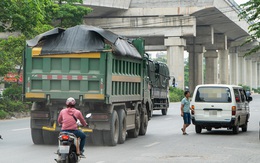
[26,25,141,59]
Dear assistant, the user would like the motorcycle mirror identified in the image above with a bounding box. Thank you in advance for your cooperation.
[86,113,92,118]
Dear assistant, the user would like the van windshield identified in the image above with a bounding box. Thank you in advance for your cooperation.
[195,87,231,103]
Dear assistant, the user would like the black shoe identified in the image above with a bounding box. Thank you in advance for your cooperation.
[80,153,86,158]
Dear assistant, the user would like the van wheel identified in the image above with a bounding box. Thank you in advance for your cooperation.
[232,123,239,134]
[195,125,202,133]
[242,121,248,132]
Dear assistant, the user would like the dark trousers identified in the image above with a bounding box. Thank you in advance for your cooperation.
[62,130,86,153]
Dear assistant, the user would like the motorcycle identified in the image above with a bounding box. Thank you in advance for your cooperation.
[55,113,92,163]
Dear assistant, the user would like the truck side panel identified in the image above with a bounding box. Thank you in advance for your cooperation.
[108,55,143,103]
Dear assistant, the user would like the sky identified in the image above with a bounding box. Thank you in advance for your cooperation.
[235,0,248,5]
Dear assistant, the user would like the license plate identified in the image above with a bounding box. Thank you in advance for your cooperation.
[59,145,70,154]
[209,110,217,115]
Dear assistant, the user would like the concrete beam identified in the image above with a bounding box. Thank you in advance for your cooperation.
[86,16,195,28]
[237,41,259,52]
[85,16,196,37]
[186,44,206,53]
[205,33,227,50]
[186,26,214,45]
[94,26,195,37]
[145,45,167,51]
[164,37,186,47]
[83,0,131,9]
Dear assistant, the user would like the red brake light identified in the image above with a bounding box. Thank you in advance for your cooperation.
[61,135,69,140]
[232,106,236,115]
[191,105,195,115]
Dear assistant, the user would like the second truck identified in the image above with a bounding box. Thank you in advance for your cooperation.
[23,25,170,146]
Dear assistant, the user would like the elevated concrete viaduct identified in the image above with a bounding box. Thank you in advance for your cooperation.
[0,1,258,92]
[83,0,260,92]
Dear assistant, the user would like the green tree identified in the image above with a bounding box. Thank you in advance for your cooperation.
[55,0,92,28]
[153,57,167,63]
[0,0,92,80]
[0,35,25,77]
[239,0,260,56]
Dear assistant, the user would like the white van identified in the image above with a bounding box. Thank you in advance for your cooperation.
[191,84,252,134]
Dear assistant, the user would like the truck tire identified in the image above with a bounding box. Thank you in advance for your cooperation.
[43,130,58,145]
[103,110,119,146]
[91,130,104,146]
[127,108,140,138]
[161,108,168,115]
[139,107,148,135]
[117,109,127,144]
[31,129,44,144]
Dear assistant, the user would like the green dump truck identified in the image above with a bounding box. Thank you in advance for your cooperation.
[24,25,169,146]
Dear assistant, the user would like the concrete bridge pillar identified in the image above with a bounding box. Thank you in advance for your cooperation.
[237,55,244,85]
[187,45,205,92]
[204,50,218,84]
[258,63,260,88]
[218,50,229,84]
[229,47,238,85]
[245,59,253,88]
[252,61,257,89]
[165,37,186,90]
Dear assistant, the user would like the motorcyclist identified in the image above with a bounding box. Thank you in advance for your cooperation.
[58,97,87,157]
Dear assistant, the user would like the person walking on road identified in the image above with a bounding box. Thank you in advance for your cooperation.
[180,91,193,135]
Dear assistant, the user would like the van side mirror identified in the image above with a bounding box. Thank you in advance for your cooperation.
[247,96,253,102]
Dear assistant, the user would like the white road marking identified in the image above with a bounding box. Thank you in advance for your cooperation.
[144,142,160,147]
[11,128,30,131]
[96,161,105,163]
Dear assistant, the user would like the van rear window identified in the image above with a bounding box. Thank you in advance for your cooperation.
[195,87,231,103]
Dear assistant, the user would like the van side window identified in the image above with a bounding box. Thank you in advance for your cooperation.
[239,89,246,102]
[234,89,240,102]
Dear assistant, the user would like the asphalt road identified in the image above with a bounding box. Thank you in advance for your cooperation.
[1,95,260,163]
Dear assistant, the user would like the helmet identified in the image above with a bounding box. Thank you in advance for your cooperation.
[66,97,76,106]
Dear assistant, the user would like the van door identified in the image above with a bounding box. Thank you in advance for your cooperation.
[193,86,232,122]
[238,89,247,124]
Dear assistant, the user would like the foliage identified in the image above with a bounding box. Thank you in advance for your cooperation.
[153,56,167,63]
[0,110,9,119]
[54,1,92,28]
[184,59,189,87]
[239,0,260,56]
[238,84,250,91]
[3,84,23,101]
[252,87,260,94]
[0,0,92,79]
[169,86,184,102]
[0,98,29,113]
[0,84,30,119]
[0,35,25,77]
